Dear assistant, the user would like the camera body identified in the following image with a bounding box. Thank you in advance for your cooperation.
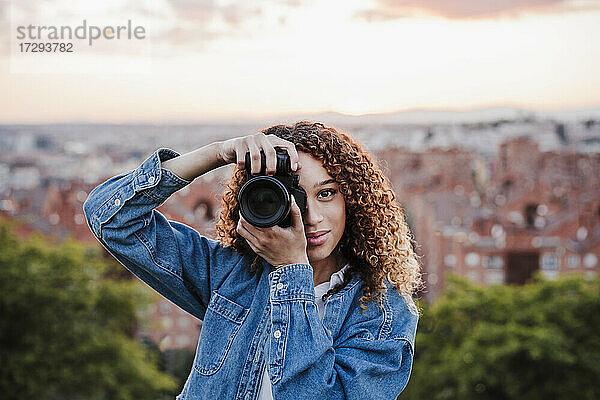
[238,148,307,228]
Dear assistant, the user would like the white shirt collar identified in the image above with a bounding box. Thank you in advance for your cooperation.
[313,264,350,321]
[314,263,350,294]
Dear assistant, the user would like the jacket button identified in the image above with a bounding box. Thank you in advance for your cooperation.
[276,282,284,290]
[148,176,155,184]
[114,198,121,206]
[273,330,281,339]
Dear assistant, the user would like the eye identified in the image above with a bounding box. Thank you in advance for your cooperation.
[317,188,336,199]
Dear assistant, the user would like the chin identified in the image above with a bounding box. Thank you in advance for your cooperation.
[307,248,331,264]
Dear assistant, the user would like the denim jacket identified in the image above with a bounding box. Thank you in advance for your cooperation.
[83,148,419,400]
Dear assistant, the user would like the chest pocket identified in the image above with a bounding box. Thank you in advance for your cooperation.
[194,291,249,376]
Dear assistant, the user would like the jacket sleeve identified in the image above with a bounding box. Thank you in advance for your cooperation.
[267,264,418,400]
[82,147,243,321]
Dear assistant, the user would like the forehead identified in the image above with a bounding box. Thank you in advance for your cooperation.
[297,152,333,187]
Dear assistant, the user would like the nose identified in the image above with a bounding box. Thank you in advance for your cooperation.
[303,198,323,227]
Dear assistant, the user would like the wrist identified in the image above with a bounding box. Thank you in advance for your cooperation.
[276,257,310,268]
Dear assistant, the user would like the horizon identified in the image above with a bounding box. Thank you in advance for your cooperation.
[2,105,600,126]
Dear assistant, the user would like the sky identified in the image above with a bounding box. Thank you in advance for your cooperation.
[0,0,599,123]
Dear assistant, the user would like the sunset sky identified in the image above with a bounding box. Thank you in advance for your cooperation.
[0,0,599,123]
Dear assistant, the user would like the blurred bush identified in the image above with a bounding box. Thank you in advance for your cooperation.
[0,216,177,399]
[400,272,600,400]
[3,213,599,400]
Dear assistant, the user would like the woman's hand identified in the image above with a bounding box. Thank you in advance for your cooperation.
[218,132,301,174]
[237,197,309,268]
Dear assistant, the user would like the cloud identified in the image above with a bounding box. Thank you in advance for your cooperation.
[1,0,308,57]
[355,0,600,21]
[353,8,410,22]
[161,0,264,33]
[144,0,263,53]
[165,0,231,25]
[124,0,294,54]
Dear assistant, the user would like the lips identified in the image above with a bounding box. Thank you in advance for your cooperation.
[306,230,329,246]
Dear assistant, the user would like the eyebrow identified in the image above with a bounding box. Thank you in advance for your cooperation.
[313,179,337,189]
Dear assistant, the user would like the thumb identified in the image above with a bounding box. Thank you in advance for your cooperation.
[290,196,304,231]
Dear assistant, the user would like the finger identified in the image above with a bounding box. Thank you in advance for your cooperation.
[269,136,299,171]
[268,224,286,236]
[283,143,300,172]
[247,136,262,175]
[238,222,261,254]
[239,213,266,238]
[235,141,247,170]
[257,134,277,175]
[290,196,305,233]
[245,240,261,255]
[237,216,260,245]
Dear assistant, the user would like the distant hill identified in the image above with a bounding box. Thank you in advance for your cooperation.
[4,106,600,126]
[167,106,600,126]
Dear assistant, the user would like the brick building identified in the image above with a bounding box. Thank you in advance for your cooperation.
[377,136,600,301]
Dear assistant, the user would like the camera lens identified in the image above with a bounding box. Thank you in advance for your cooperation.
[238,176,290,228]
[247,187,279,217]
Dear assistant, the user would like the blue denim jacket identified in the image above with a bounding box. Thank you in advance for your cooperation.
[83,148,419,400]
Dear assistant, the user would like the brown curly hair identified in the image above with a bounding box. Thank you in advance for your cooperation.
[216,121,423,310]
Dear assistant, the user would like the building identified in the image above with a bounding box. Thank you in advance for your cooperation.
[377,136,600,301]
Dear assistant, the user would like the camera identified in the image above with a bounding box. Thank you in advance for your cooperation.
[238,148,307,228]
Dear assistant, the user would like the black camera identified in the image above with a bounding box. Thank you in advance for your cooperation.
[238,148,307,228]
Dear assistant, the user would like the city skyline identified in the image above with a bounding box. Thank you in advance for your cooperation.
[1,120,598,307]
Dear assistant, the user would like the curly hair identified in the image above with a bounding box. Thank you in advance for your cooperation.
[216,121,423,310]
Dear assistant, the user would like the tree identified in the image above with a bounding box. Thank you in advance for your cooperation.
[0,216,177,399]
[400,272,600,400]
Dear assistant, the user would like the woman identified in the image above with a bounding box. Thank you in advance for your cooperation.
[83,121,422,400]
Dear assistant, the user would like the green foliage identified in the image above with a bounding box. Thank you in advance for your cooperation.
[400,272,600,400]
[0,217,177,399]
[141,339,195,396]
